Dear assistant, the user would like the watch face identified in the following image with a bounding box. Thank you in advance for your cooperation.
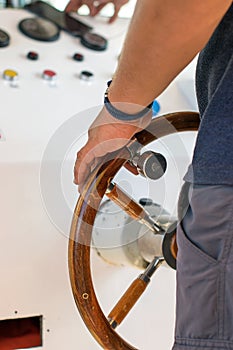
[18,17,60,42]
[0,29,10,47]
[80,32,108,51]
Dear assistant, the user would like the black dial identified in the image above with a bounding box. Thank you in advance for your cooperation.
[18,18,60,42]
[80,32,107,51]
[0,29,10,48]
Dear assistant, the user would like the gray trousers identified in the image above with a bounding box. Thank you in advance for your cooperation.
[172,184,233,350]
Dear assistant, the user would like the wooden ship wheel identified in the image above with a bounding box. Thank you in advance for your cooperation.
[69,111,199,350]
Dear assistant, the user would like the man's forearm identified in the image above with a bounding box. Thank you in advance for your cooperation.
[108,0,232,106]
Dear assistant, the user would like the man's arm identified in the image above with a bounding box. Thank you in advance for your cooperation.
[109,0,232,105]
[74,0,232,189]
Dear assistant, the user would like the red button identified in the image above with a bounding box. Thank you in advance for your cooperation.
[42,69,57,81]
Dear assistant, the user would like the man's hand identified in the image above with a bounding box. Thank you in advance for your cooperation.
[74,105,152,192]
[65,0,129,23]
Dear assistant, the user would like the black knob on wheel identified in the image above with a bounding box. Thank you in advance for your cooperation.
[136,151,167,180]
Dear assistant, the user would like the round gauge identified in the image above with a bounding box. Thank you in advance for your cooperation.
[18,17,60,42]
[0,29,10,48]
[80,32,108,51]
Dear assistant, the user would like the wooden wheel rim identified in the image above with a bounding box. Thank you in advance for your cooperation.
[69,112,199,350]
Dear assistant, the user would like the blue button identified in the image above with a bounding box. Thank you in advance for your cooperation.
[152,100,160,116]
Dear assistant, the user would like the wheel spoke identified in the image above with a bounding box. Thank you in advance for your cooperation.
[108,256,164,329]
[106,182,164,233]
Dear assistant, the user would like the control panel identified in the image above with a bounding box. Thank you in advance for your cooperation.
[0,9,130,163]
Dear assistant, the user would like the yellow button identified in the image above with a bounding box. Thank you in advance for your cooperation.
[3,69,18,81]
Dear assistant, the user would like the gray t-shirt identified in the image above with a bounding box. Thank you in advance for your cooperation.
[185,4,233,185]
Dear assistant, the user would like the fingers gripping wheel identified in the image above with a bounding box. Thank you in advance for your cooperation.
[69,112,200,350]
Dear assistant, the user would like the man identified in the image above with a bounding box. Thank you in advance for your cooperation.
[73,1,233,349]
